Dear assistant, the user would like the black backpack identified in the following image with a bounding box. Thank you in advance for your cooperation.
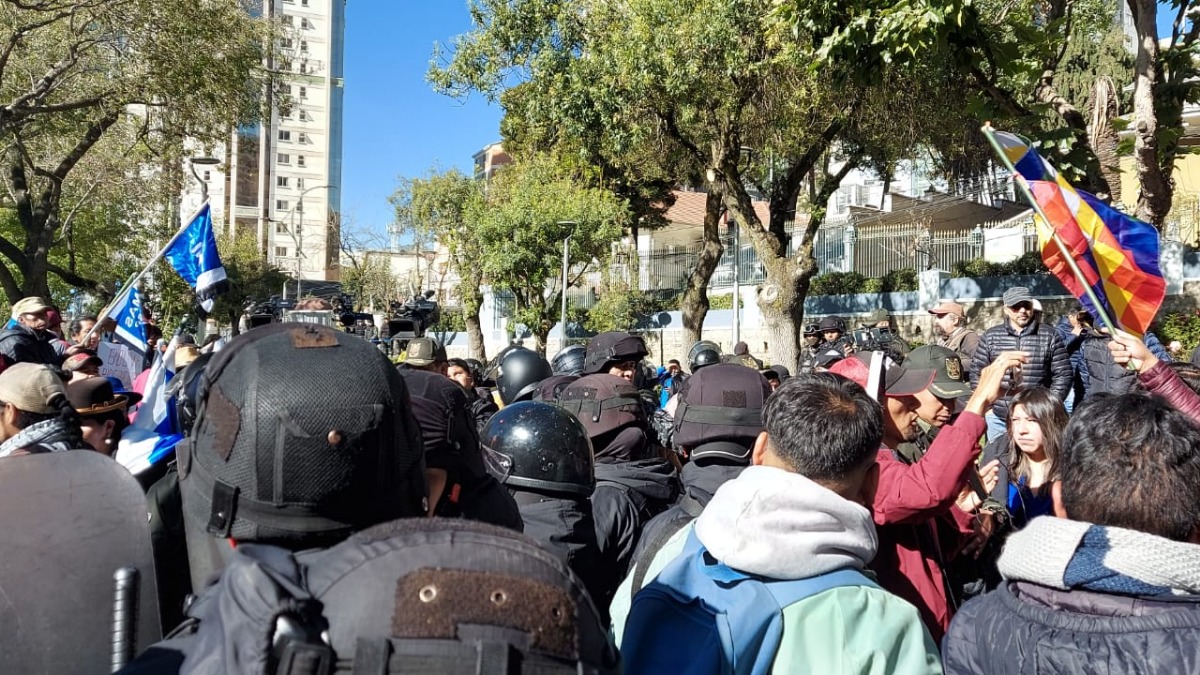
[122,518,620,675]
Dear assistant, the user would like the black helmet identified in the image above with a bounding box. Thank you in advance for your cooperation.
[168,351,215,437]
[535,374,580,403]
[581,332,648,375]
[551,344,587,376]
[179,323,428,548]
[496,347,553,405]
[558,374,646,439]
[674,362,771,464]
[688,340,722,372]
[803,322,820,337]
[482,401,595,497]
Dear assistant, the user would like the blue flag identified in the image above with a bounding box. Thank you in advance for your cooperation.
[164,203,228,312]
[115,338,182,474]
[110,285,148,354]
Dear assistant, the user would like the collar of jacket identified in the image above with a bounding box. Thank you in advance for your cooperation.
[1005,320,1039,337]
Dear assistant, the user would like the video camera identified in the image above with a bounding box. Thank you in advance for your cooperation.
[244,296,293,329]
[380,291,441,353]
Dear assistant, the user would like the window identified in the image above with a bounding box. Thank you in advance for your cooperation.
[278,130,290,141]
[298,110,311,122]
[298,86,307,99]
[296,177,305,189]
[202,171,211,181]
[275,246,288,257]
[298,132,307,143]
[299,61,308,74]
[281,38,292,48]
[301,18,312,29]
[297,155,306,167]
[277,153,290,164]
[300,41,308,53]
[281,15,293,26]
[301,0,308,5]
[295,201,304,213]
[276,222,287,233]
[277,176,289,188]
[276,199,289,211]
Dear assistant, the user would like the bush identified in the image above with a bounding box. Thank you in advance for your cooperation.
[708,294,743,310]
[1156,311,1200,352]
[809,272,869,296]
[951,252,1046,278]
[880,268,919,292]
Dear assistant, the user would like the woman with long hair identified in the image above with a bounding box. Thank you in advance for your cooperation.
[984,386,1068,529]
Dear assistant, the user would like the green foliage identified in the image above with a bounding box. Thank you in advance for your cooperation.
[880,268,919,292]
[341,254,398,311]
[950,252,1046,278]
[430,307,468,333]
[469,154,630,349]
[706,294,744,311]
[809,272,870,296]
[1156,311,1200,352]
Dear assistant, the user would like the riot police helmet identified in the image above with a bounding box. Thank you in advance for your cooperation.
[551,344,587,376]
[581,332,648,375]
[496,347,553,405]
[688,340,722,372]
[481,401,595,497]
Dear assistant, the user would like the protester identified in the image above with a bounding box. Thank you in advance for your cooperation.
[0,297,66,369]
[970,287,1071,441]
[0,362,86,457]
[980,386,1065,529]
[62,350,103,382]
[930,301,980,364]
[446,356,499,432]
[832,349,1022,643]
[66,377,137,456]
[68,315,99,349]
[657,359,683,407]
[618,373,941,673]
[761,365,790,391]
[1080,325,1172,397]
[944,391,1200,674]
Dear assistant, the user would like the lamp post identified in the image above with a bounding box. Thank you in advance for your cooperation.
[283,183,335,299]
[188,156,220,202]
[557,221,577,346]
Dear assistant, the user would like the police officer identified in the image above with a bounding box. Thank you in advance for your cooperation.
[482,402,607,616]
[631,363,772,565]
[494,347,553,406]
[819,315,854,356]
[581,331,649,383]
[558,374,679,611]
[399,362,523,530]
[446,357,499,433]
[551,343,587,376]
[799,322,824,373]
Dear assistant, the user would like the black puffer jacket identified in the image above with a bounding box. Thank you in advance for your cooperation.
[944,580,1200,674]
[512,490,607,620]
[590,458,679,611]
[0,324,60,368]
[969,320,1071,420]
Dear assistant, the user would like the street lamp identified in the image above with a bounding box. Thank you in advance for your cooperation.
[189,156,220,202]
[557,220,577,344]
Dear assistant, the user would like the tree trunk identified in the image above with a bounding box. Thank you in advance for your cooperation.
[1128,0,1172,227]
[680,189,724,347]
[757,255,807,371]
[465,313,487,361]
[1089,77,1122,204]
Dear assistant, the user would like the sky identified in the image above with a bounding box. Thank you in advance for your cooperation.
[340,3,502,237]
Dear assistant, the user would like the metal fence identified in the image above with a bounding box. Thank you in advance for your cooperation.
[638,216,1038,294]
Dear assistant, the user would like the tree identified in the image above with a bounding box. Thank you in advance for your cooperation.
[340,253,398,312]
[0,0,276,303]
[469,154,629,354]
[392,168,490,360]
[432,0,950,367]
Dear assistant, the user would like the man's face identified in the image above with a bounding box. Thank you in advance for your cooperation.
[767,376,781,391]
[913,389,955,428]
[822,330,841,343]
[884,395,921,443]
[874,320,891,330]
[609,359,638,382]
[1005,301,1034,329]
[446,365,473,389]
[18,310,47,331]
[932,313,957,337]
[804,334,820,347]
[74,319,97,347]
[668,363,681,377]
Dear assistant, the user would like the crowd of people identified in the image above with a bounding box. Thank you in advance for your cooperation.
[3,285,1200,674]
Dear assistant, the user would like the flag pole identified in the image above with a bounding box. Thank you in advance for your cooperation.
[979,124,1118,335]
[82,200,211,344]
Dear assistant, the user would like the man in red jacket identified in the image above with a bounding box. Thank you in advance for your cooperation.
[831,349,1024,643]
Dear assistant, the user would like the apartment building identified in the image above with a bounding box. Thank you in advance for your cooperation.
[182,0,346,285]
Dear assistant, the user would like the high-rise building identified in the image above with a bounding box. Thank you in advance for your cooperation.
[182,0,346,288]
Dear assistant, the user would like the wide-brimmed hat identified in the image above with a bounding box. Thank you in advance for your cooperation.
[66,378,134,417]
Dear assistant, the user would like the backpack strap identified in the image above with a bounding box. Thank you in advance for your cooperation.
[630,514,694,594]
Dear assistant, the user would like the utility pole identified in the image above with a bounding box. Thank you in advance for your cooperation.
[557,221,577,348]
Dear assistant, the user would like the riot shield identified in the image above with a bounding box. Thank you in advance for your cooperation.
[0,451,162,674]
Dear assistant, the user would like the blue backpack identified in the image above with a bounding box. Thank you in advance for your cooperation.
[621,529,878,675]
